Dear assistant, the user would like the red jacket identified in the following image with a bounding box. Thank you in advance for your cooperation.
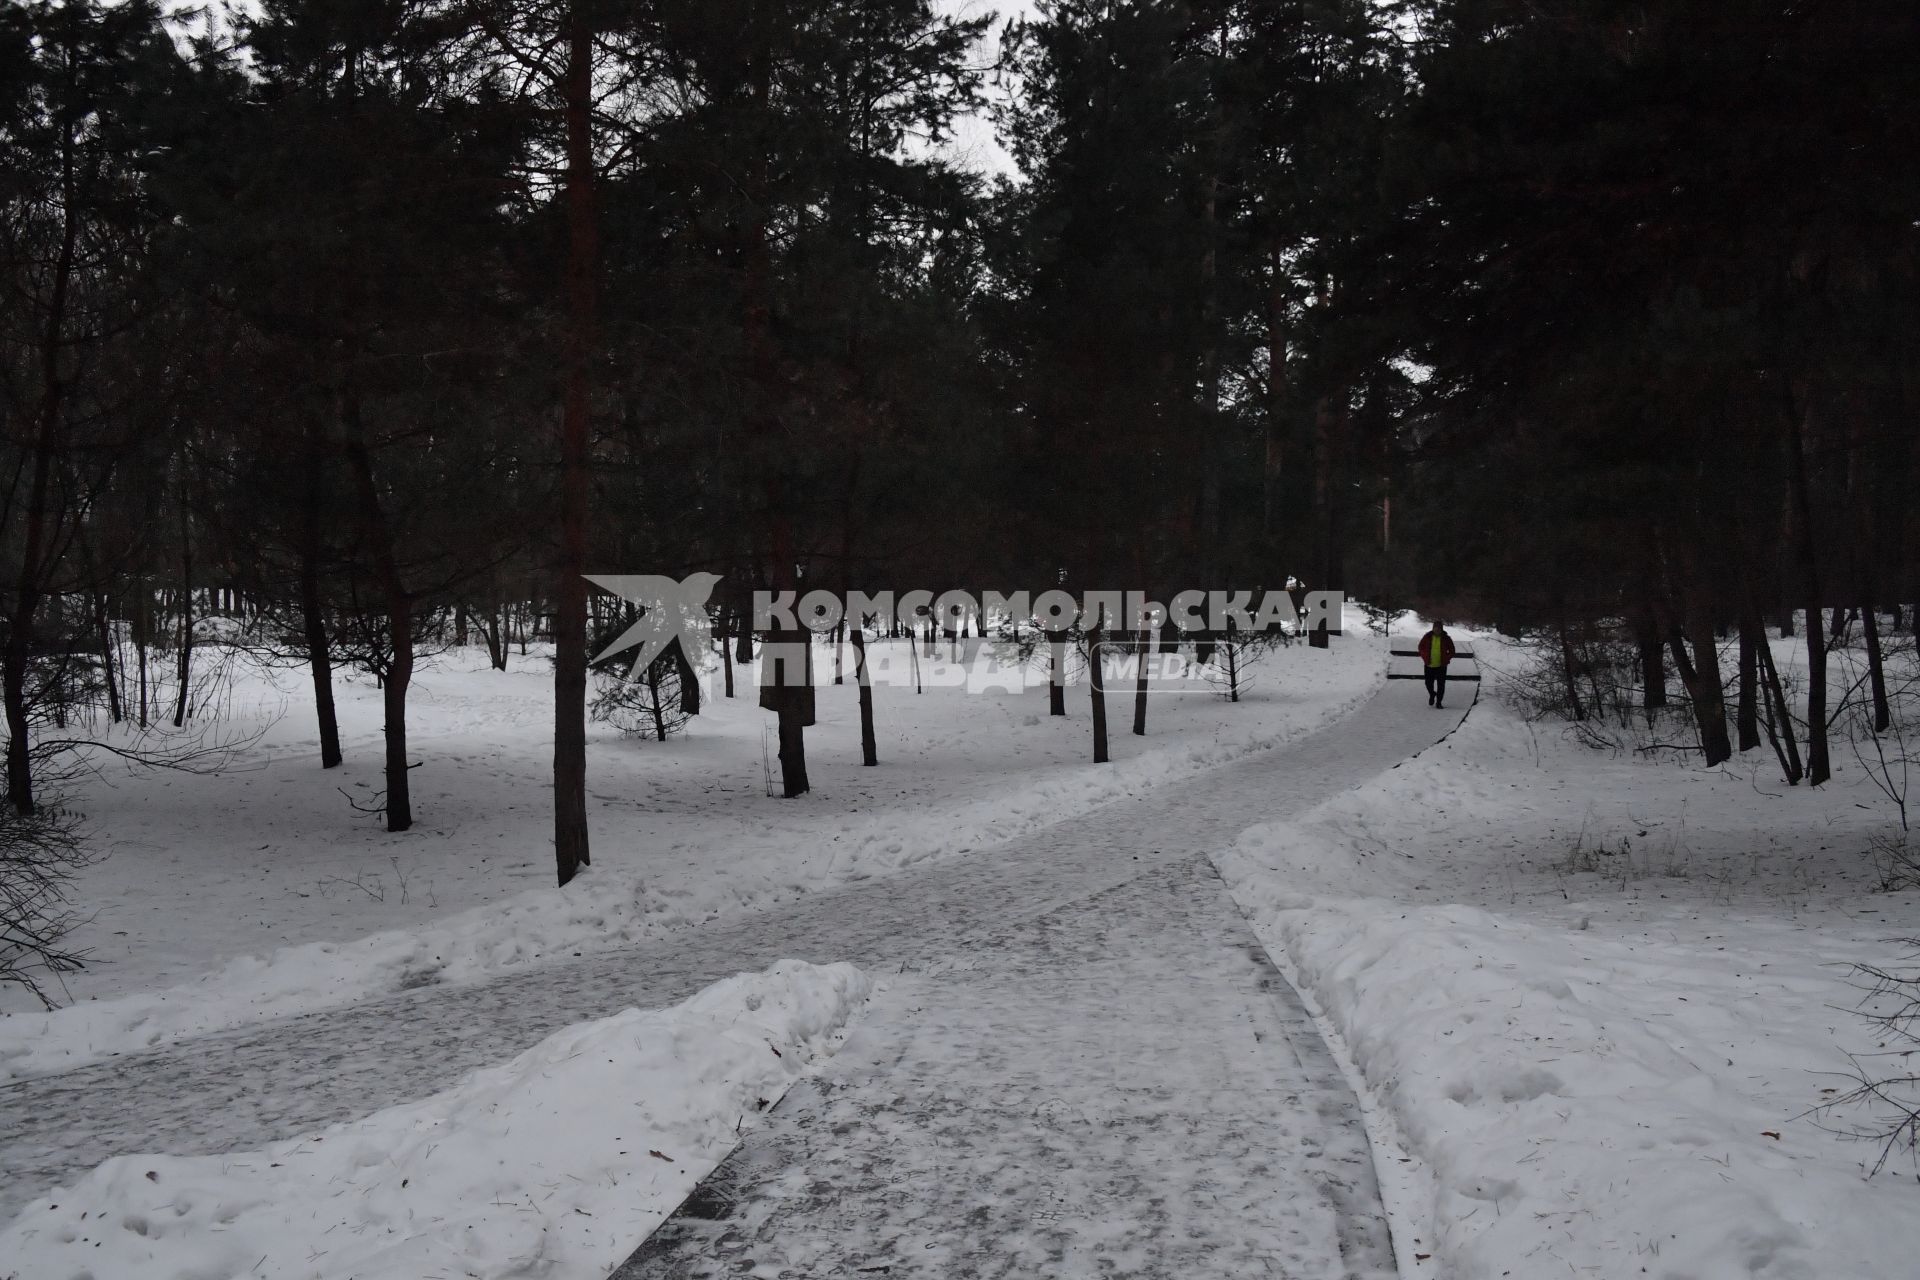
[1421,630,1456,668]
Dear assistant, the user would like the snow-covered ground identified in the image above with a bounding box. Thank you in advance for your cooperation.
[0,960,869,1280]
[12,611,1918,1280]
[1217,626,1920,1280]
[0,620,1384,1077]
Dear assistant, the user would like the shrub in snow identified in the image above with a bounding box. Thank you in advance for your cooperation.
[592,659,692,742]
[1202,624,1290,703]
[1825,946,1920,1173]
[0,800,93,1008]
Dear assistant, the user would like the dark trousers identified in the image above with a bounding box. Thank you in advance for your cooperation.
[1423,665,1448,704]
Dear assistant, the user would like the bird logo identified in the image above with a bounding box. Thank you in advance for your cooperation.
[585,573,722,677]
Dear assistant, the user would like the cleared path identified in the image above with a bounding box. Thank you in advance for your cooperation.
[616,855,1397,1279]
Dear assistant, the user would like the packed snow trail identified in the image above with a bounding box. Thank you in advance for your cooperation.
[0,677,1463,1233]
[613,855,1397,1279]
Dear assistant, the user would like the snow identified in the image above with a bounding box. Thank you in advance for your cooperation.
[0,623,1383,1079]
[1216,628,1920,1280]
[0,627,1425,1233]
[0,959,870,1280]
[12,610,1915,1278]
[618,855,1396,1280]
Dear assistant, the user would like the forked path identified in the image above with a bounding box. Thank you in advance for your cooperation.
[1,675,1464,1261]
[610,679,1466,1280]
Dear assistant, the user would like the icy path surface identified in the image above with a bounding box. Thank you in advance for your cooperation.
[0,681,1461,1238]
[614,856,1398,1280]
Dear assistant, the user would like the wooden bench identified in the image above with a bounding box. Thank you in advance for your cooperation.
[1387,646,1482,681]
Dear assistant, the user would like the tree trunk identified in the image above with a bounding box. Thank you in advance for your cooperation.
[1684,605,1732,766]
[672,639,701,716]
[776,700,809,794]
[1783,387,1828,784]
[342,390,415,832]
[1308,400,1333,653]
[551,3,599,884]
[95,594,122,723]
[1735,615,1761,752]
[1263,241,1286,542]
[1222,627,1242,702]
[1048,631,1067,716]
[1802,606,1829,787]
[734,592,754,663]
[1635,616,1667,714]
[135,591,149,730]
[172,505,193,727]
[1088,628,1109,764]
[1195,130,1223,576]
[741,4,807,798]
[383,601,415,831]
[297,422,342,764]
[298,533,343,769]
[1131,626,1149,736]
[647,658,668,742]
[1757,631,1803,784]
[1665,625,1698,689]
[755,543,811,797]
[758,605,813,796]
[801,636,816,727]
[851,627,877,766]
[1863,603,1890,733]
[483,607,506,670]
[1556,615,1586,721]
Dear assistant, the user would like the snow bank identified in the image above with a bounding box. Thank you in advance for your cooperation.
[0,959,870,1280]
[0,869,693,1082]
[1217,685,1920,1280]
[1252,897,1920,1279]
[2,622,1383,1080]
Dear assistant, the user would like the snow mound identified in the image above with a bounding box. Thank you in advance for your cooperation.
[0,868,692,1082]
[1215,683,1920,1280]
[0,959,870,1280]
[1258,896,1920,1278]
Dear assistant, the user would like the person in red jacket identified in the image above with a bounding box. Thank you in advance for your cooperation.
[1420,621,1457,708]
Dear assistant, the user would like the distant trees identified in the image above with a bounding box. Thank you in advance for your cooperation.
[0,0,989,847]
[974,0,1917,773]
[0,0,190,814]
[0,0,242,996]
[1354,0,1920,775]
[588,0,988,798]
[980,0,1408,752]
[160,0,533,832]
